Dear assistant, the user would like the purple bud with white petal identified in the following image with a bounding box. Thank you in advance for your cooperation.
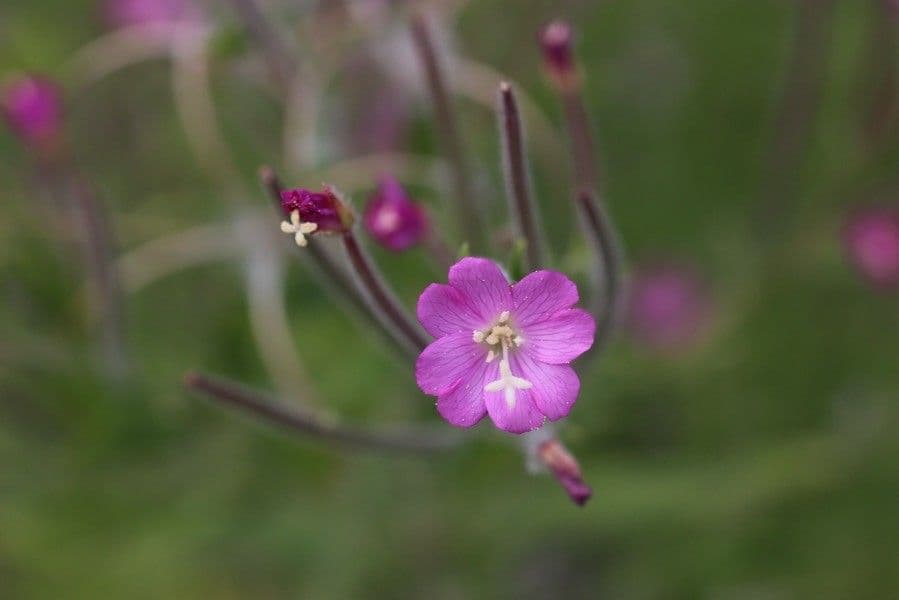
[363,176,428,252]
[627,262,711,351]
[1,75,63,150]
[103,0,193,29]
[843,205,899,290]
[278,186,353,247]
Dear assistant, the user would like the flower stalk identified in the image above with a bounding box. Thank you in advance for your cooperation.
[498,82,545,270]
[342,231,430,352]
[410,12,486,251]
[184,371,458,454]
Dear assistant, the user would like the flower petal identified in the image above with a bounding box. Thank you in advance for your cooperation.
[416,283,484,338]
[448,257,511,324]
[435,358,489,428]
[511,270,580,326]
[415,332,486,395]
[483,360,546,434]
[511,351,580,421]
[520,308,595,364]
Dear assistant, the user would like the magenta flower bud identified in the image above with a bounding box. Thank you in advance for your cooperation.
[362,176,428,252]
[1,75,63,150]
[537,439,592,506]
[279,186,354,247]
[843,205,899,290]
[103,0,192,29]
[539,20,579,90]
[627,263,710,351]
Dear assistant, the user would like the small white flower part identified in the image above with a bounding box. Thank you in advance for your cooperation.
[280,209,318,247]
[485,350,533,408]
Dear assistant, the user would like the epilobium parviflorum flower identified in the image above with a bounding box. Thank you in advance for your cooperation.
[416,258,595,434]
[363,176,429,252]
[1,74,63,152]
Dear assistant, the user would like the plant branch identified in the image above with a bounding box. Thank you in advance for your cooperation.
[342,231,430,353]
[184,371,458,454]
[498,82,545,270]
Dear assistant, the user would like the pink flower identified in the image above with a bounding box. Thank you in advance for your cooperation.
[415,257,595,434]
[627,262,710,351]
[363,176,428,251]
[1,75,63,149]
[843,205,899,290]
[279,186,353,246]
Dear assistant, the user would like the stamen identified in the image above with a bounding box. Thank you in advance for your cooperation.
[472,330,485,343]
[280,209,318,247]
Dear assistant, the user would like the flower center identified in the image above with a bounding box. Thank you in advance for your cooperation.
[473,311,532,407]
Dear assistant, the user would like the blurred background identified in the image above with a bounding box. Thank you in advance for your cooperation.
[1,0,898,597]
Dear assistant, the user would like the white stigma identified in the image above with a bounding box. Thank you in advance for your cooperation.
[475,310,532,408]
[280,209,318,247]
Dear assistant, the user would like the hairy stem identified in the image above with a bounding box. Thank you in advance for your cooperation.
[342,231,430,352]
[498,82,545,270]
[184,371,457,454]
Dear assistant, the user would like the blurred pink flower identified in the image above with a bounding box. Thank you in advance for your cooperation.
[103,0,193,29]
[843,205,899,290]
[1,75,63,149]
[627,262,710,351]
[363,176,428,252]
[416,258,595,434]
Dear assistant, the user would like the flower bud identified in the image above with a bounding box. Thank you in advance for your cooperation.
[279,186,354,247]
[363,176,428,251]
[1,75,63,151]
[539,20,579,91]
[537,439,592,506]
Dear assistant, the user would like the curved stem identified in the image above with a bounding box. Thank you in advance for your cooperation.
[577,189,624,355]
[184,371,459,454]
[342,231,430,352]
